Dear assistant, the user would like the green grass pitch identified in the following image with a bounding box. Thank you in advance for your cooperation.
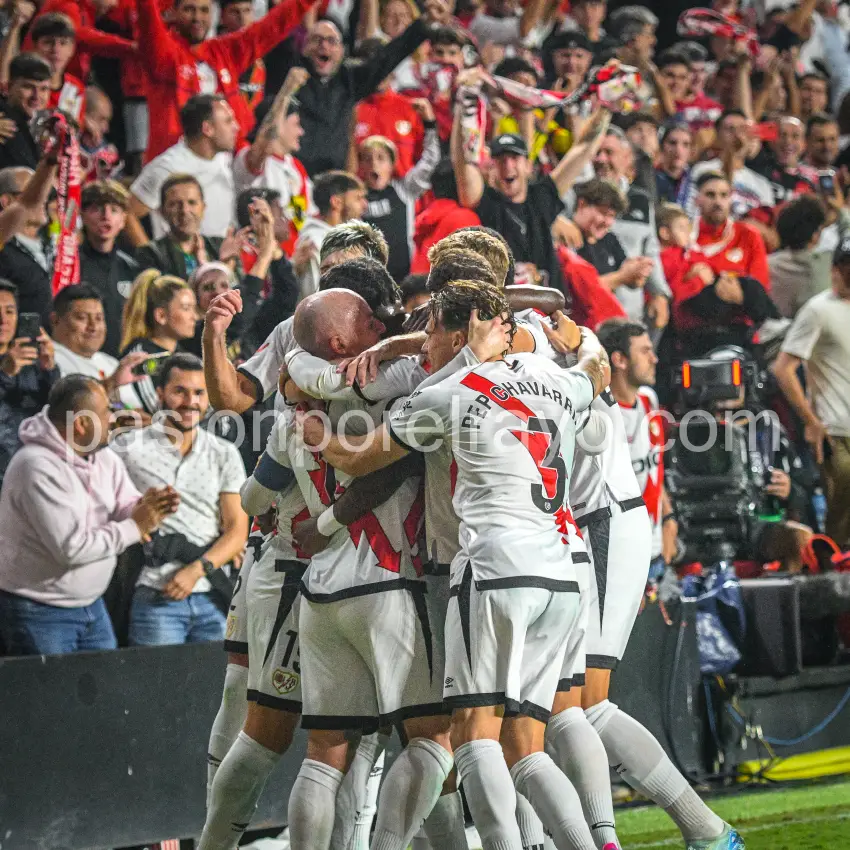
[616,779,850,849]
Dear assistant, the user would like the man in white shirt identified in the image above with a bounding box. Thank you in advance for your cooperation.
[773,238,850,547]
[50,284,147,397]
[293,171,367,300]
[128,94,238,243]
[112,353,249,645]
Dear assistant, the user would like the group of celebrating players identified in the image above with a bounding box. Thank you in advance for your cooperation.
[196,220,744,850]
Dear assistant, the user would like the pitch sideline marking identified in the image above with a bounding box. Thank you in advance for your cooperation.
[628,810,850,848]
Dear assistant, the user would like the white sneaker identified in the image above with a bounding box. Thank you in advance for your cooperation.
[240,828,290,850]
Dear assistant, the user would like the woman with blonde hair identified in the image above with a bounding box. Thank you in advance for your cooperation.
[118,270,197,413]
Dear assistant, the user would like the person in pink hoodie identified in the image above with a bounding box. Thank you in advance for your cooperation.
[409,158,480,274]
[0,375,178,656]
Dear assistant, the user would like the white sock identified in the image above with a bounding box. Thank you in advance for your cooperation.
[546,708,619,849]
[585,701,723,842]
[516,793,545,850]
[198,731,280,850]
[510,752,595,850]
[329,732,387,850]
[207,663,248,806]
[422,790,469,850]
[454,740,523,850]
[289,758,345,850]
[370,738,454,850]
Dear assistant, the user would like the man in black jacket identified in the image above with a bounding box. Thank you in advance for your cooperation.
[135,174,230,279]
[0,280,58,487]
[79,181,140,357]
[296,0,452,177]
[0,54,51,171]
[0,167,53,326]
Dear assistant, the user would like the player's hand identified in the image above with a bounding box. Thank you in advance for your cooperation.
[336,339,393,387]
[467,309,512,361]
[292,516,332,556]
[403,302,430,333]
[296,409,330,448]
[0,337,38,377]
[714,272,744,305]
[204,290,243,337]
[804,418,831,465]
[541,310,582,353]
[162,562,204,600]
[765,468,792,500]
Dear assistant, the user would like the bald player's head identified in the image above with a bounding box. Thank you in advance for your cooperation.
[293,289,386,361]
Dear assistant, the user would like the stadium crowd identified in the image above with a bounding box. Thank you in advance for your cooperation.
[0,0,849,844]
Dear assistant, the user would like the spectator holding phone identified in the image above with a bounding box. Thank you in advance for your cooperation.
[0,375,179,655]
[0,279,58,486]
[119,272,197,415]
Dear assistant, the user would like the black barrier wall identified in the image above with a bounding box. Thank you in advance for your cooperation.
[0,603,701,849]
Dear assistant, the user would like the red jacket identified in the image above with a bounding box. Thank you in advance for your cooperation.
[558,247,627,330]
[410,199,480,274]
[136,0,313,162]
[354,90,424,178]
[24,0,135,82]
[666,220,770,332]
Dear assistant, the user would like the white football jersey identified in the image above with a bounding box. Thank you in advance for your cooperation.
[513,309,642,524]
[570,390,643,525]
[619,387,665,558]
[389,355,595,586]
[238,316,296,403]
[249,407,313,564]
[283,396,425,600]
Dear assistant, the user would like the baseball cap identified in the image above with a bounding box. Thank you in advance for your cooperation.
[551,30,593,53]
[490,133,528,157]
[833,235,850,266]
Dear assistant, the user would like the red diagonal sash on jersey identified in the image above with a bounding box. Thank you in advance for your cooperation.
[460,371,578,541]
[639,393,665,522]
[461,371,536,421]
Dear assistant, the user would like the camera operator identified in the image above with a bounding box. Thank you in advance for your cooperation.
[707,347,815,574]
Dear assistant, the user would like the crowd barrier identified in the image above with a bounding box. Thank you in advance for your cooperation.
[3,599,846,849]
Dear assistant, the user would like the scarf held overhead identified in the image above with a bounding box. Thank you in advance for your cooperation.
[459,62,644,164]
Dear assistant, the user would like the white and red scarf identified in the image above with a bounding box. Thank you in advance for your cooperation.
[459,62,644,164]
[42,112,81,294]
[677,9,760,60]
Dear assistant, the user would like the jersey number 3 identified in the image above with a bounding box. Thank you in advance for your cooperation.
[510,417,567,514]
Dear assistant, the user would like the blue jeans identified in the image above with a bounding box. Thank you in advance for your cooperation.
[128,586,226,646]
[0,590,117,656]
